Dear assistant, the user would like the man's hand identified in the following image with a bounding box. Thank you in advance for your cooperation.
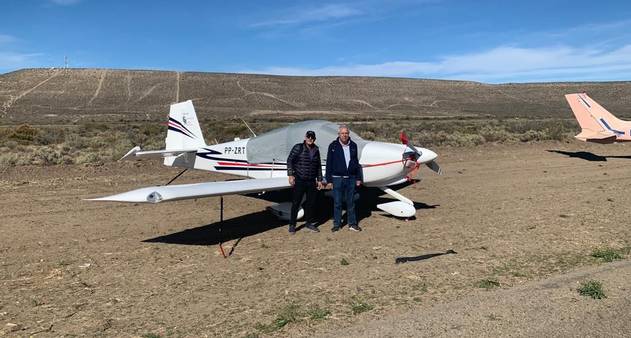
[317,181,323,190]
[326,183,333,190]
[288,176,295,186]
[356,180,362,187]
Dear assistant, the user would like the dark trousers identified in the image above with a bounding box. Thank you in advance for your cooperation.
[332,176,357,226]
[290,178,318,226]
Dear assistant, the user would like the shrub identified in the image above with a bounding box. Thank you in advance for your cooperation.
[479,125,511,143]
[350,297,373,315]
[591,248,623,262]
[577,280,606,299]
[477,279,500,289]
[359,130,376,140]
[0,153,19,167]
[307,306,331,320]
[35,128,66,145]
[9,124,38,143]
[4,140,18,149]
[519,130,545,142]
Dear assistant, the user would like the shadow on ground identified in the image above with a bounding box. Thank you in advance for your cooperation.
[143,210,285,246]
[144,184,438,247]
[547,149,631,162]
[395,249,457,264]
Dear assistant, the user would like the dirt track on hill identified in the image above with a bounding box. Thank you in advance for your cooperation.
[1,141,631,337]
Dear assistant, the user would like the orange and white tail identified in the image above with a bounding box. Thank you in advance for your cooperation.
[565,93,629,143]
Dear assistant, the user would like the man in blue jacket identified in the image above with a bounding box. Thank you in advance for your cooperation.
[324,125,363,232]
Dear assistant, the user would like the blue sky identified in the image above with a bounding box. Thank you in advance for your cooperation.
[2,0,631,83]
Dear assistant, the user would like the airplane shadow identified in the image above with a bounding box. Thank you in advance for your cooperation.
[143,210,286,246]
[144,184,439,248]
[395,249,457,264]
[547,149,631,162]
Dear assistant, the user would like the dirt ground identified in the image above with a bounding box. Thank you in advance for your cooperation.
[314,259,631,337]
[1,141,631,337]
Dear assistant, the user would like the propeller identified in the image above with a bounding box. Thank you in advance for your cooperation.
[399,131,442,178]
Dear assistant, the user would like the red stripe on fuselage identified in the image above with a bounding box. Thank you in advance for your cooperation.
[216,161,280,167]
[362,159,403,168]
[214,159,402,169]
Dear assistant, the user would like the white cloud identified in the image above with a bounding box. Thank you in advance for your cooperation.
[0,34,42,73]
[252,3,362,27]
[240,45,631,83]
[0,52,42,72]
[0,34,16,45]
[49,0,83,6]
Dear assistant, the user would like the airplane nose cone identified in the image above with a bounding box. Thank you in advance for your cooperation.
[417,148,437,163]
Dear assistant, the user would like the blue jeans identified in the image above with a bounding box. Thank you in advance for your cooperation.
[332,176,357,227]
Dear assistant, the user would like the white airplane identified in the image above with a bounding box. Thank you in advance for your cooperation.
[88,100,442,219]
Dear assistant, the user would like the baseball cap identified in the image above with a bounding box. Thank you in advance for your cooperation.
[306,130,316,139]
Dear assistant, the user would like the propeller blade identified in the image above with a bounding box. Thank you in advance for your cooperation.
[426,161,443,175]
[401,131,421,155]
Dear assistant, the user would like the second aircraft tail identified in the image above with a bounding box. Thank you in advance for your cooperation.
[565,93,625,143]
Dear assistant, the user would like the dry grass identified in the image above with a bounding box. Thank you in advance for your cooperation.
[0,117,578,167]
[2,67,626,168]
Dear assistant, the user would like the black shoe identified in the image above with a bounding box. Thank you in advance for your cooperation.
[305,223,320,232]
[289,224,296,234]
[331,226,341,232]
[349,224,362,232]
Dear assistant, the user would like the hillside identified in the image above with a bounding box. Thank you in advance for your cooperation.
[2,68,631,124]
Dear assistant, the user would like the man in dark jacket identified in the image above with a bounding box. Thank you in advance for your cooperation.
[286,130,324,234]
[324,125,363,232]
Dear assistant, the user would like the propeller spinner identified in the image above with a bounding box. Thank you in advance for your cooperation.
[400,131,442,177]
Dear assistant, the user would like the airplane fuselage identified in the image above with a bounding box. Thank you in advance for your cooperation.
[188,138,437,187]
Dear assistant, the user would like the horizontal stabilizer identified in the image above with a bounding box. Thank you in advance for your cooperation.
[120,146,199,161]
[575,130,616,144]
[86,177,290,203]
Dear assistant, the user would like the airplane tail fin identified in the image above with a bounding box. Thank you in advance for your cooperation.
[165,100,206,150]
[565,93,623,143]
[164,100,206,166]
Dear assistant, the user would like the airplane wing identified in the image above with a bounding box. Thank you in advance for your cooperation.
[86,177,291,203]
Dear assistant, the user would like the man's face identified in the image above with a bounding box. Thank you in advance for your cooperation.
[339,128,350,143]
[305,135,315,145]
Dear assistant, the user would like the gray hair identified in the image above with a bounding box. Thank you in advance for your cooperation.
[338,125,349,133]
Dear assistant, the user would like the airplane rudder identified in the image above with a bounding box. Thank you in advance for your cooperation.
[165,100,206,149]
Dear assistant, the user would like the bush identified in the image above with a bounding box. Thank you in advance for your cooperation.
[0,153,19,167]
[35,128,66,145]
[65,133,88,148]
[350,296,374,315]
[9,124,38,144]
[4,140,18,149]
[75,152,102,165]
[32,147,64,165]
[577,280,606,299]
[479,125,512,143]
[591,248,623,262]
[545,124,568,141]
[359,130,376,140]
[519,130,545,142]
